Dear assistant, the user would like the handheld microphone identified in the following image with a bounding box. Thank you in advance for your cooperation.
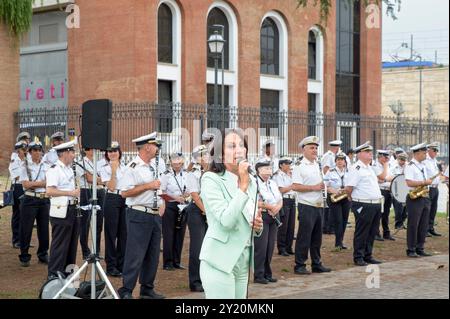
[237,158,255,176]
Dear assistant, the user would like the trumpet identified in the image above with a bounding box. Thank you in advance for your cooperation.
[330,189,348,203]
[408,172,441,200]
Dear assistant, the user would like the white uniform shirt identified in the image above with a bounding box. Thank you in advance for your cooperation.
[292,157,324,207]
[404,159,428,190]
[444,166,449,178]
[272,170,295,197]
[321,150,336,170]
[8,156,26,183]
[389,162,406,176]
[46,160,76,198]
[186,165,202,194]
[324,167,348,190]
[42,149,58,166]
[371,160,390,189]
[98,161,127,192]
[160,169,187,200]
[258,178,282,205]
[347,160,383,200]
[75,157,95,188]
[120,155,163,207]
[424,155,441,186]
[18,159,49,193]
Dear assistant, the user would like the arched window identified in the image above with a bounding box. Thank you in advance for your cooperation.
[158,3,173,63]
[207,8,229,70]
[260,18,279,75]
[308,31,317,79]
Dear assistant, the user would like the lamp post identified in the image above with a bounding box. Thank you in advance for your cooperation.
[418,55,423,141]
[426,103,435,142]
[389,100,405,146]
[207,29,225,130]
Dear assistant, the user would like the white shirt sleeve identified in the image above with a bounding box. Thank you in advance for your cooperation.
[292,165,303,184]
[371,164,383,177]
[346,167,361,187]
[404,164,415,181]
[45,168,59,188]
[324,171,332,187]
[160,173,169,192]
[99,165,110,183]
[185,172,199,194]
[120,167,135,192]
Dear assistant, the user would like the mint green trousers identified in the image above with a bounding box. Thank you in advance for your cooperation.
[200,247,251,299]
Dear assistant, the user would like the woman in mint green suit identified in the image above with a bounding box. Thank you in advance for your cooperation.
[199,129,263,299]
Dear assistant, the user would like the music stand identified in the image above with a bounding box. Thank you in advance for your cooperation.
[53,149,119,299]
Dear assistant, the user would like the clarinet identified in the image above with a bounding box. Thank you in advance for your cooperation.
[72,161,82,218]
[152,150,160,210]
[317,161,329,209]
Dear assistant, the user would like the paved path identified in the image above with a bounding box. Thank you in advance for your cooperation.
[177,255,449,299]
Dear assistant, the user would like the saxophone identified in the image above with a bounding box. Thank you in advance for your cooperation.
[408,172,441,199]
[330,190,348,203]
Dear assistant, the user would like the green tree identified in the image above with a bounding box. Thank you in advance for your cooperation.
[297,0,401,22]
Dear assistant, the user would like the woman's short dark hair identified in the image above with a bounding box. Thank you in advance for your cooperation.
[209,129,248,175]
[104,148,122,162]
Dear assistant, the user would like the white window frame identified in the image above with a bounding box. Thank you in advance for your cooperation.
[206,1,239,127]
[307,26,325,154]
[157,0,182,151]
[259,11,288,154]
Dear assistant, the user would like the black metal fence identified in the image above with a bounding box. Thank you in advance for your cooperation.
[14,103,449,163]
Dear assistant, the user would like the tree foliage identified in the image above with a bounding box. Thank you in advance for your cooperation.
[297,0,402,22]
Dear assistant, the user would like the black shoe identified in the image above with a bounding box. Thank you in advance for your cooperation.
[429,230,442,237]
[121,293,133,299]
[254,278,269,284]
[38,256,49,264]
[383,235,396,241]
[140,291,165,299]
[426,233,432,238]
[174,264,186,270]
[163,265,175,271]
[107,269,122,277]
[364,258,382,264]
[416,250,432,257]
[294,266,311,275]
[312,265,332,273]
[354,259,368,266]
[407,251,419,258]
[374,235,384,241]
[265,277,278,283]
[278,251,290,257]
[190,285,204,292]
[13,243,20,249]
[286,249,295,255]
[341,245,348,250]
[20,260,30,267]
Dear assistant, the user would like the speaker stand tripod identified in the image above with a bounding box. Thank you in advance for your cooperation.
[53,149,119,299]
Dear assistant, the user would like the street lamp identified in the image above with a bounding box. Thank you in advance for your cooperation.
[389,100,405,146]
[208,30,225,130]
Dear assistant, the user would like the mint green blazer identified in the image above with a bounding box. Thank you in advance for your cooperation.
[199,170,261,274]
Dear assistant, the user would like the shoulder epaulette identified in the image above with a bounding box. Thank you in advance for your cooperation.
[355,165,360,170]
[130,162,137,169]
[163,170,170,175]
[50,164,56,168]
[408,162,413,166]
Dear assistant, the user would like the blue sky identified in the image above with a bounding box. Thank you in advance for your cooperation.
[382,0,449,64]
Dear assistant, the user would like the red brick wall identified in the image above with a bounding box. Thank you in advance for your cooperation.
[0,24,19,173]
[68,0,378,113]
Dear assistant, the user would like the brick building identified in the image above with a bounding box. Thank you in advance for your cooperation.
[1,0,382,171]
